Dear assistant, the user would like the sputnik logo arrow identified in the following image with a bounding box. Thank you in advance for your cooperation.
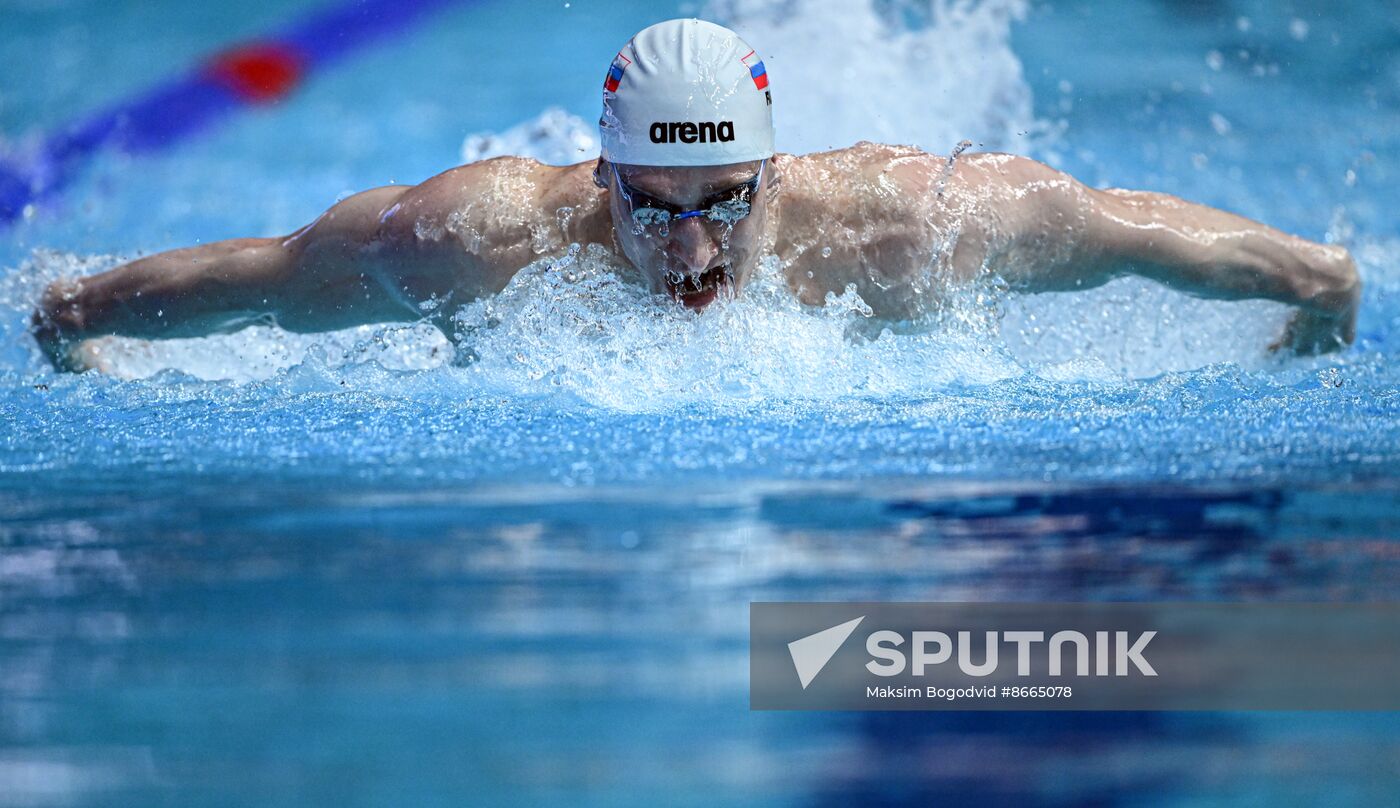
[788,616,865,689]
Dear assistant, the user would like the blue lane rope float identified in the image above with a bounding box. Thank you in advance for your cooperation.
[0,0,474,226]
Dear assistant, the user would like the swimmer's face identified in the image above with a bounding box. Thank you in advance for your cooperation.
[601,158,775,310]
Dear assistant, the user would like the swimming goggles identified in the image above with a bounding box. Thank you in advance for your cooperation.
[612,160,765,230]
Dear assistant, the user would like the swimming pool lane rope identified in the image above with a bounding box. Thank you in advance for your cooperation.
[0,0,476,227]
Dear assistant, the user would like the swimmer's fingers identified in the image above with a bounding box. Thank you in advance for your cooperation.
[32,333,119,375]
[31,316,83,373]
[1269,307,1356,356]
[44,342,90,373]
[31,328,94,373]
[1269,256,1360,356]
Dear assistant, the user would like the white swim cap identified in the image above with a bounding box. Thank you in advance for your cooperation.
[600,19,774,167]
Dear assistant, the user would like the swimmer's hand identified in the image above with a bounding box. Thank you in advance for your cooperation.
[1268,247,1360,356]
[1270,306,1356,356]
[31,279,119,374]
[32,280,90,372]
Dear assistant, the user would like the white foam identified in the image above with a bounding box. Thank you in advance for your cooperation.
[444,243,1017,410]
[461,107,600,167]
[706,0,1049,155]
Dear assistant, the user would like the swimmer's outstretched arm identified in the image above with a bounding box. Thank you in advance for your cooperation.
[31,158,553,371]
[30,185,433,371]
[951,154,1361,355]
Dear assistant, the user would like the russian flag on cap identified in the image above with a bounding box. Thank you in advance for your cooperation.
[741,50,768,90]
[604,52,631,92]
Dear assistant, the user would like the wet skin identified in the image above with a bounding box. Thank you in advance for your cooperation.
[34,142,1360,372]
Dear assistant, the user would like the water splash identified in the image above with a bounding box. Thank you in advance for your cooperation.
[460,106,600,166]
[706,0,1051,155]
[445,243,1015,410]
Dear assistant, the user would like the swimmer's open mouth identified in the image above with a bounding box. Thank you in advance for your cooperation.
[666,266,732,310]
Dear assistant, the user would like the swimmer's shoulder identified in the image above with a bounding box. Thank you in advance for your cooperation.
[786,142,948,199]
[381,158,610,283]
[784,142,954,223]
[788,141,936,176]
[798,144,1063,219]
[403,157,602,215]
[399,156,553,210]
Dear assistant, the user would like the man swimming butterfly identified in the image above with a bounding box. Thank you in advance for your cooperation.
[33,19,1360,371]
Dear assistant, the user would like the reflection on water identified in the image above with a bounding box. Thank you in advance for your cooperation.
[3,480,1399,805]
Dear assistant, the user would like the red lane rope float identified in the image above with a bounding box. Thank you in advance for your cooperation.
[204,43,307,104]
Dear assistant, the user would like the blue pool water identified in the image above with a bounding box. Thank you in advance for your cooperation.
[3,0,1400,804]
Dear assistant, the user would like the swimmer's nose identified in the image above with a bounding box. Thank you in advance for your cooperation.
[666,217,720,273]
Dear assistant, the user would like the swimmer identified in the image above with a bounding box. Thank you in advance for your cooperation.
[33,18,1360,372]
